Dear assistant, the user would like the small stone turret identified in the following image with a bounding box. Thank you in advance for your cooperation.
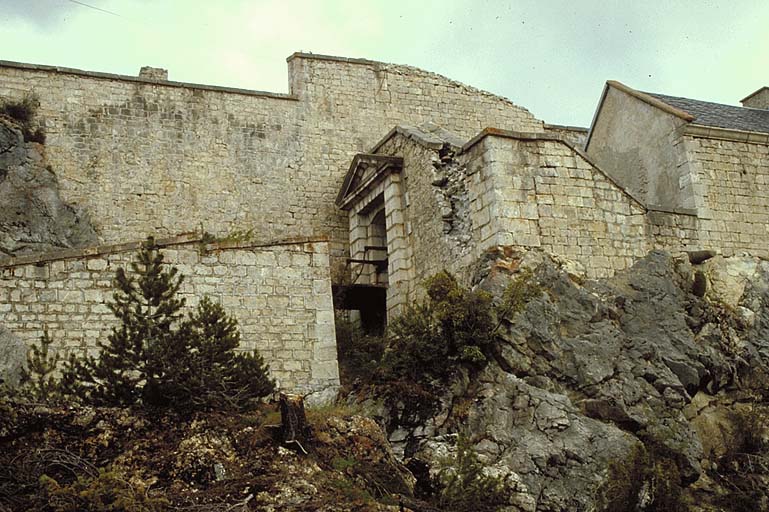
[138,66,168,81]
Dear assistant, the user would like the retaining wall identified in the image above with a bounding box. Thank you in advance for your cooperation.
[0,235,338,394]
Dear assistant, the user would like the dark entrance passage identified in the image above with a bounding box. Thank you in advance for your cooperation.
[332,284,387,335]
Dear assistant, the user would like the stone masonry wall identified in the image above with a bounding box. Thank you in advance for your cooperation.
[647,209,701,253]
[366,129,651,298]
[647,136,769,258]
[0,235,338,394]
[685,136,769,257]
[460,133,649,278]
[0,54,542,280]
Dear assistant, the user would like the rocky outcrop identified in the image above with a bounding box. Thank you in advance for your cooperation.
[371,249,769,511]
[0,117,97,257]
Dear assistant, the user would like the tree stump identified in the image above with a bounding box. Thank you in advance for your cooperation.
[279,393,308,453]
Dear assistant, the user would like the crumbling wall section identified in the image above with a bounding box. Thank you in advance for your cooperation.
[373,135,476,297]
[0,235,338,394]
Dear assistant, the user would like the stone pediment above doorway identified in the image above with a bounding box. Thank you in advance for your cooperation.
[335,154,403,211]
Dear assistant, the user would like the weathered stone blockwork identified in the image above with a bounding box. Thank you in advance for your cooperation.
[341,126,654,317]
[0,55,541,278]
[641,137,769,258]
[687,137,769,257]
[0,236,338,393]
[587,81,769,261]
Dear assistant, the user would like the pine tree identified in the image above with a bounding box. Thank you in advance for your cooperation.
[19,329,61,402]
[63,237,185,406]
[183,297,274,410]
[62,236,275,410]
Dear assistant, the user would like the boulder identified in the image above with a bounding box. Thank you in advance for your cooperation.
[0,326,27,387]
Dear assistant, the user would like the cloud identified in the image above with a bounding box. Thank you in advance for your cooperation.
[0,0,767,126]
[0,0,77,28]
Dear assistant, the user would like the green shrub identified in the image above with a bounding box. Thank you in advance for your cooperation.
[0,94,46,143]
[599,442,691,512]
[381,271,495,384]
[62,237,274,410]
[437,435,507,512]
[334,314,386,385]
[711,405,769,512]
[372,270,538,417]
[19,330,61,403]
[1,95,36,125]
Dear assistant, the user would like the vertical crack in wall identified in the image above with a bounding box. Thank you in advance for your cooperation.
[430,143,472,251]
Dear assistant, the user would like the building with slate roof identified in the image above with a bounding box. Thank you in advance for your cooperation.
[582,81,769,268]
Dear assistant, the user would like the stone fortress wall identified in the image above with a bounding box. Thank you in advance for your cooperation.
[0,54,542,279]
[658,135,769,257]
[344,120,769,318]
[0,235,338,396]
[2,53,769,394]
[356,128,650,317]
[644,136,769,259]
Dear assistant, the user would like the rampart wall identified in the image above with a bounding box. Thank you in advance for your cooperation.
[459,132,649,278]
[0,54,542,279]
[0,235,338,395]
[686,136,769,257]
[645,136,769,258]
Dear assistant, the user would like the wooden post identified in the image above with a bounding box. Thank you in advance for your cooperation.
[279,393,308,454]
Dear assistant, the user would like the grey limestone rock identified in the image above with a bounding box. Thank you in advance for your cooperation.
[0,325,27,387]
[0,119,97,257]
[376,249,769,510]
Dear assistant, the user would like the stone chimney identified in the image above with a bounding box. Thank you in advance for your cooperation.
[138,66,168,81]
[741,87,769,109]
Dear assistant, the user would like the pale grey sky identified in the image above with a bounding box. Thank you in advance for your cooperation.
[1,0,767,127]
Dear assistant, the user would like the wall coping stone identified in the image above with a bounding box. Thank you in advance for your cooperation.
[0,234,329,269]
[287,52,386,66]
[684,124,769,144]
[646,205,699,217]
[543,123,589,133]
[0,60,298,101]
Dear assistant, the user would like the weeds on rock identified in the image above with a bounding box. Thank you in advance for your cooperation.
[436,434,506,512]
[711,404,769,511]
[40,468,169,512]
[599,442,691,512]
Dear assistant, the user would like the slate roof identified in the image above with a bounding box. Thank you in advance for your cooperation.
[646,92,769,134]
